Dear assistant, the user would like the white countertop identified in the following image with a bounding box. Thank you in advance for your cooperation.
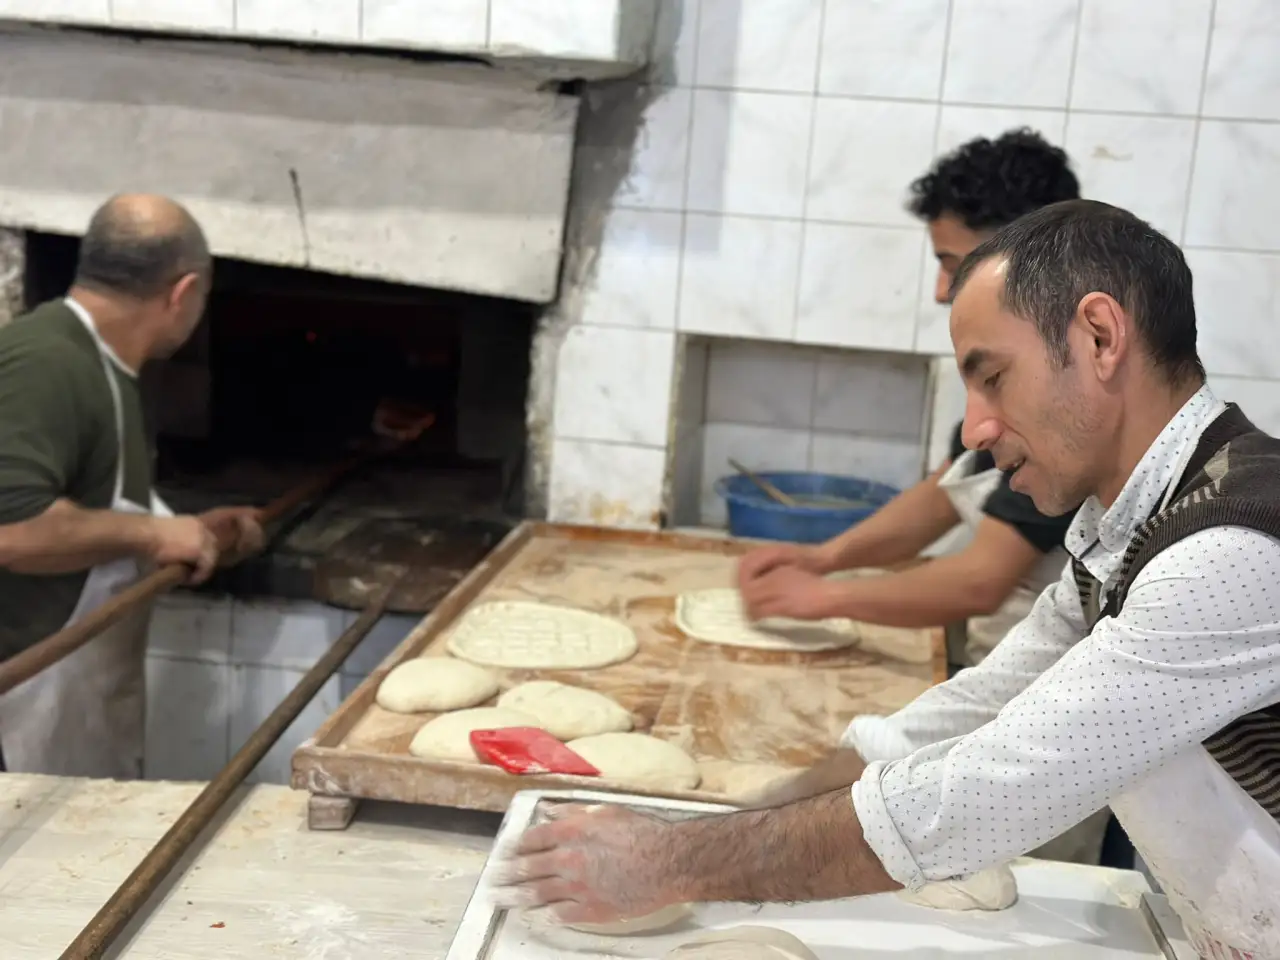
[0,774,496,959]
[0,773,1175,960]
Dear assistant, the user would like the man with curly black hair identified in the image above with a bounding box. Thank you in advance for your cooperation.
[741,128,1081,670]
[738,131,1115,866]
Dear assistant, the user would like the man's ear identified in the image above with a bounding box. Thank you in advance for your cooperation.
[1074,291,1127,383]
[168,272,201,310]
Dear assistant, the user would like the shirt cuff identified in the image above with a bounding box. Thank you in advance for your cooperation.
[841,715,917,764]
[851,761,928,892]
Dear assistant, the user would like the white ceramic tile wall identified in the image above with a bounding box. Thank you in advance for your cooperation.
[144,594,418,784]
[548,0,1280,532]
[685,339,930,526]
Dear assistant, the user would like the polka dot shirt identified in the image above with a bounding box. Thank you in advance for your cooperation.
[847,387,1280,954]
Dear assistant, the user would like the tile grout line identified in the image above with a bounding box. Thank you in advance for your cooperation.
[913,0,956,354]
[790,0,828,343]
[1062,0,1087,114]
[1180,0,1219,246]
[666,83,1276,127]
[671,0,701,336]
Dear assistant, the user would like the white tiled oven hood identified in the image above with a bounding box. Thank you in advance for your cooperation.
[0,2,667,303]
[0,0,660,79]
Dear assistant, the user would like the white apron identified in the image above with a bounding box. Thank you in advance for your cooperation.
[0,301,170,778]
[937,451,1067,666]
[937,450,1110,865]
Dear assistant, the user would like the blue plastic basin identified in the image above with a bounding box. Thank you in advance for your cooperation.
[714,471,900,544]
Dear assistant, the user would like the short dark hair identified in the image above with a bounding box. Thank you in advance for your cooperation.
[908,128,1080,231]
[951,199,1205,385]
[74,197,211,300]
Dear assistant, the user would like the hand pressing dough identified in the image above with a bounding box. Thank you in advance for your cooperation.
[665,925,819,959]
[408,706,540,762]
[565,732,701,791]
[497,680,632,740]
[446,601,638,669]
[677,587,933,663]
[567,903,693,935]
[676,589,861,652]
[898,863,1019,911]
[376,658,499,713]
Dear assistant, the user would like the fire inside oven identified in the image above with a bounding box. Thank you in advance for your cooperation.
[24,232,533,605]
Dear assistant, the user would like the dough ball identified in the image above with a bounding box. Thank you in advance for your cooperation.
[565,733,701,791]
[497,680,632,740]
[566,903,692,936]
[408,707,540,763]
[898,863,1018,911]
[665,926,818,959]
[376,658,499,714]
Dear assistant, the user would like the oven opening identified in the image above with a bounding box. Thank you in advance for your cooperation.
[25,231,536,603]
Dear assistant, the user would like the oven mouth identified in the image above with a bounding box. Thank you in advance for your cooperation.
[24,230,536,606]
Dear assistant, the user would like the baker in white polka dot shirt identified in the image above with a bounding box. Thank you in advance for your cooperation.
[494,202,1280,959]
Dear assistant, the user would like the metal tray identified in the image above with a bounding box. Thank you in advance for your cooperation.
[446,790,1171,960]
[446,789,734,960]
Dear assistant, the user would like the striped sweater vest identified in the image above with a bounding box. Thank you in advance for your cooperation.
[1071,404,1280,824]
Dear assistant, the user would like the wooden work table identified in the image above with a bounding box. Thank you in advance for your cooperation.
[0,773,496,959]
[1,773,1189,960]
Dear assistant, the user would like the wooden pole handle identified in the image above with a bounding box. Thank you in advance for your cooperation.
[56,581,398,960]
[0,454,368,697]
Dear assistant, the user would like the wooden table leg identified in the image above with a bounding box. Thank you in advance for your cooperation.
[308,795,360,831]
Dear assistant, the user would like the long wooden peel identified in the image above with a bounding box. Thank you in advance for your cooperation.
[0,404,435,697]
[56,579,400,960]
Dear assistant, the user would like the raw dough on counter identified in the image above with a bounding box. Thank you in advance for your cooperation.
[665,925,819,959]
[497,680,632,740]
[408,707,540,762]
[376,658,499,713]
[567,903,693,935]
[446,601,638,669]
[566,732,701,791]
[676,588,861,652]
[898,863,1019,910]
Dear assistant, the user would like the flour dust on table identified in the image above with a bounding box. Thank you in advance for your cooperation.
[376,658,499,713]
[408,707,540,762]
[446,601,639,669]
[497,680,632,739]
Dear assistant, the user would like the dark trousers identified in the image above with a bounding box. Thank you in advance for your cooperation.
[1099,814,1136,870]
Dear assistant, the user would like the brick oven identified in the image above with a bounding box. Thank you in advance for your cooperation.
[0,5,673,782]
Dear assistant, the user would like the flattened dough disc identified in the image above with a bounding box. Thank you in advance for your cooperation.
[567,903,693,936]
[665,925,819,959]
[676,588,861,652]
[446,601,638,669]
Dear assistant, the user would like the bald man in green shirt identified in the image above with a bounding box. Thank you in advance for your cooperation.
[0,194,264,778]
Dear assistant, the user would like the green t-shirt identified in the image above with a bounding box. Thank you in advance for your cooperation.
[0,299,152,659]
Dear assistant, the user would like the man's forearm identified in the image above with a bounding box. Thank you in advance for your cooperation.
[818,465,959,572]
[748,749,867,808]
[814,551,1014,627]
[0,499,154,574]
[671,790,899,904]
